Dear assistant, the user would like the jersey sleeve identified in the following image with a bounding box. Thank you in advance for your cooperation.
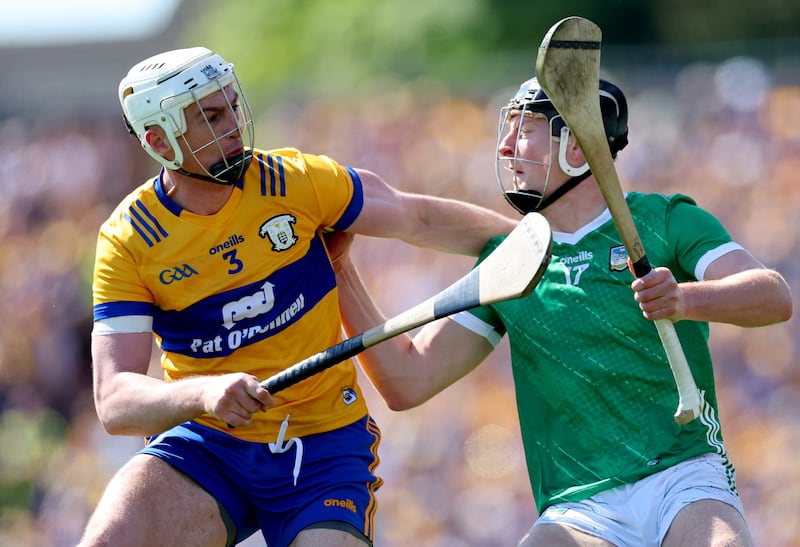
[665,195,738,280]
[92,220,155,321]
[301,152,364,231]
[458,236,508,341]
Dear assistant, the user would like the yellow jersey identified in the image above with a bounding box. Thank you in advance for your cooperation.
[92,147,368,442]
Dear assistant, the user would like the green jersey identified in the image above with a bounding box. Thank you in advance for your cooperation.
[465,193,741,514]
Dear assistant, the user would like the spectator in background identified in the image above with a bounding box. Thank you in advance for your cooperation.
[331,76,793,546]
[80,46,515,547]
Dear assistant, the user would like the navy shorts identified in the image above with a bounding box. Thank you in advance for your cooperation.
[140,415,383,547]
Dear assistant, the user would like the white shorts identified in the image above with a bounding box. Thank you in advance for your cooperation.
[534,453,745,547]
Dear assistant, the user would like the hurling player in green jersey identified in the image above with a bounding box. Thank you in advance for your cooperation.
[331,77,792,546]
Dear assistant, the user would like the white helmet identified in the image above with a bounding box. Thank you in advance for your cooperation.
[119,47,255,184]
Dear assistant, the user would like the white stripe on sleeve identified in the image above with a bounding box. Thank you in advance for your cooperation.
[92,315,153,335]
[694,242,745,281]
[448,311,503,348]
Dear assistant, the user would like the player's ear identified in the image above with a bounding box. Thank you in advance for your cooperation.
[144,127,167,152]
[566,134,587,165]
[556,129,588,177]
[144,127,175,159]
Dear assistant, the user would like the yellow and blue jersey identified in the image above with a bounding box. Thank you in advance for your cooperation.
[93,147,369,442]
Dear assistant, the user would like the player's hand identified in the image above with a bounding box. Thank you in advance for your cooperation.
[630,266,684,322]
[201,373,274,428]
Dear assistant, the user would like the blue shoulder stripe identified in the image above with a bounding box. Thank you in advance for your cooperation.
[135,200,168,238]
[125,201,168,247]
[257,153,286,197]
[123,211,154,247]
[333,167,363,231]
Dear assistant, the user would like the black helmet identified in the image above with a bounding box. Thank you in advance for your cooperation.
[507,77,629,157]
[497,77,630,214]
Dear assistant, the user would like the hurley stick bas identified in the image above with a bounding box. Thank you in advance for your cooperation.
[261,212,553,394]
[535,16,702,425]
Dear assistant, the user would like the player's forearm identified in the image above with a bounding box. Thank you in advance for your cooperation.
[681,269,793,326]
[94,372,207,436]
[405,194,517,256]
[334,258,421,406]
[353,168,517,256]
[336,258,488,409]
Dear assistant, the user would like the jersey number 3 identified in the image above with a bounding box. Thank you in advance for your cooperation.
[223,250,244,275]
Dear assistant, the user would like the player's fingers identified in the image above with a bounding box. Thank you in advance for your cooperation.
[243,378,274,411]
[638,292,682,321]
[236,394,261,415]
[632,284,662,303]
[226,391,270,425]
[221,406,254,428]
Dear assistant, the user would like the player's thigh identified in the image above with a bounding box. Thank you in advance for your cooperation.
[517,522,616,547]
[290,527,370,547]
[662,499,753,547]
[80,453,229,547]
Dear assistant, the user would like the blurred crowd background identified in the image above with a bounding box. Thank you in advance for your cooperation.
[1,1,798,546]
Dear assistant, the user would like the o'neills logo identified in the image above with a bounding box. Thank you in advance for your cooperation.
[324,498,357,513]
[209,234,245,255]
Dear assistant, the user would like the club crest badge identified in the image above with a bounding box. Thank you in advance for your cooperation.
[201,64,221,80]
[259,214,298,252]
[341,387,358,405]
[609,245,628,271]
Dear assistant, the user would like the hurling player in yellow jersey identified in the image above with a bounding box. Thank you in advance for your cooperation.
[80,47,516,547]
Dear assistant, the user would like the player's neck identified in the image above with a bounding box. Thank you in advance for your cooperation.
[542,180,607,233]
[162,170,235,215]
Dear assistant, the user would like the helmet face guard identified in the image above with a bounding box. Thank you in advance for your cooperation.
[496,77,629,214]
[495,98,563,214]
[119,47,255,185]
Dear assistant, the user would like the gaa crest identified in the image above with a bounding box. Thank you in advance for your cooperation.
[259,214,298,252]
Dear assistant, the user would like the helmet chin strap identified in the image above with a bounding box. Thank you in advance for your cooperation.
[504,170,591,213]
[176,151,253,186]
[176,168,231,185]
